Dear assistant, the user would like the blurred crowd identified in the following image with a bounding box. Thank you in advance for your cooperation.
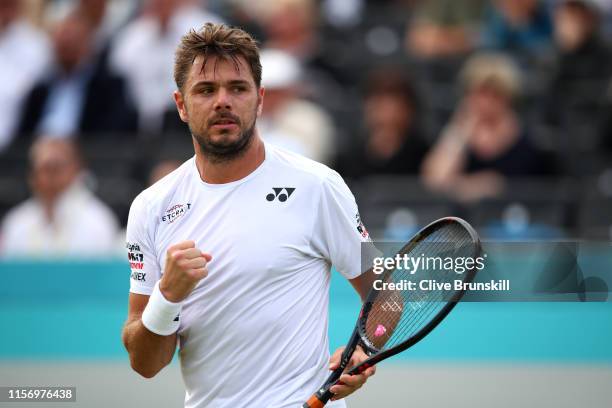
[1,0,612,258]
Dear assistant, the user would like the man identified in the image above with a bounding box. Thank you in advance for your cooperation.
[0,138,120,257]
[16,9,136,141]
[122,23,375,407]
[335,66,430,179]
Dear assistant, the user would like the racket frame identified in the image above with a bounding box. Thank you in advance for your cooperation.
[303,216,482,408]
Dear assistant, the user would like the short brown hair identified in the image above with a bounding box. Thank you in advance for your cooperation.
[174,23,262,92]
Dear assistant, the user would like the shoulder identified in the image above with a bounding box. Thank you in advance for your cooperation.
[266,143,340,185]
[2,199,38,227]
[130,157,194,216]
[265,143,354,203]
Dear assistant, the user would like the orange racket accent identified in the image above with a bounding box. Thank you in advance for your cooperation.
[304,395,325,408]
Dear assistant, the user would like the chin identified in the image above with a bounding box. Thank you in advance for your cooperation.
[211,131,241,144]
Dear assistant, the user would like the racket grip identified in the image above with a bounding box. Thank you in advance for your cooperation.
[302,389,333,408]
[346,361,373,376]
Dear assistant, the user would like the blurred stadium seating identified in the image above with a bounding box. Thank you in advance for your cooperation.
[1,1,609,242]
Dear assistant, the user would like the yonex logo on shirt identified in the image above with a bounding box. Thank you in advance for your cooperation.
[266,188,296,202]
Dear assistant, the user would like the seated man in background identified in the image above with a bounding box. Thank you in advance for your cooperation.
[15,8,136,143]
[335,67,430,179]
[0,138,120,258]
[545,0,612,150]
[421,53,556,202]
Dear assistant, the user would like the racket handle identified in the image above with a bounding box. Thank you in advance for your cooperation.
[302,389,334,408]
[346,361,373,376]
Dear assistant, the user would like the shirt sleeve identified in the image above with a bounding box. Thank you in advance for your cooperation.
[125,193,159,295]
[311,170,372,279]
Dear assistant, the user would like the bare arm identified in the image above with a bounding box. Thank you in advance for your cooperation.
[349,268,377,301]
[122,241,211,378]
[122,293,177,378]
[421,122,470,190]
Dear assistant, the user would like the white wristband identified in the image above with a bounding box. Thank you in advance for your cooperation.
[141,281,182,336]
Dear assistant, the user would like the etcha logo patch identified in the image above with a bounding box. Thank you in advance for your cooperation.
[162,203,192,223]
[266,188,295,202]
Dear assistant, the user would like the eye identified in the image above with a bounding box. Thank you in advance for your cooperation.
[232,86,246,93]
[199,87,214,95]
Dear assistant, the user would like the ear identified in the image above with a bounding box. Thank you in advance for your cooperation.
[174,90,189,123]
[257,86,265,117]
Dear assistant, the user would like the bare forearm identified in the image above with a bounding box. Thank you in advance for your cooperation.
[122,318,177,378]
[422,125,468,189]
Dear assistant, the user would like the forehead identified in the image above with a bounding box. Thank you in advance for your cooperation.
[31,143,74,166]
[187,54,255,86]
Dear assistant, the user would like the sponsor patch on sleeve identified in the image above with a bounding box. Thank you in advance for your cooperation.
[126,242,146,281]
[356,213,370,240]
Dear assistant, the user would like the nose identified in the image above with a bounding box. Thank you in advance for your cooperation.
[214,87,232,111]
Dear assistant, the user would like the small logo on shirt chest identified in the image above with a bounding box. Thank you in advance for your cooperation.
[266,188,295,202]
[162,203,192,223]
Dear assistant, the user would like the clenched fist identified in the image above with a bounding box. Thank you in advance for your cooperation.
[159,241,212,303]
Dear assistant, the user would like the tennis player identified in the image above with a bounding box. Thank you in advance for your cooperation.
[122,23,375,407]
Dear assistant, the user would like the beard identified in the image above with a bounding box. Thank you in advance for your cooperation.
[190,111,256,164]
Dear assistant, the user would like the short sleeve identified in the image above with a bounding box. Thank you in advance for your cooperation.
[311,170,371,279]
[125,194,159,295]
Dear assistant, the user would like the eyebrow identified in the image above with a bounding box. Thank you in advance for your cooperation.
[192,80,251,88]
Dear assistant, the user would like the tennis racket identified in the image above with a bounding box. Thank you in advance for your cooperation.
[303,216,481,408]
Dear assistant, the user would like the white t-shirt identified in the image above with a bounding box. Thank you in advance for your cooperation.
[126,143,370,408]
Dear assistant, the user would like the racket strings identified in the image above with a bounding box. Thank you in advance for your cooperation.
[363,223,475,350]
[391,227,473,330]
[381,228,469,348]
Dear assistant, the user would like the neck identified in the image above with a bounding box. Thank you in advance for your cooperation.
[194,131,266,184]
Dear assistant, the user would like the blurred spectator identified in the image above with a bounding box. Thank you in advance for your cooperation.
[406,0,486,59]
[0,138,120,258]
[481,0,553,52]
[109,0,223,135]
[553,0,611,81]
[544,0,612,147]
[248,0,348,93]
[258,49,336,164]
[0,0,51,151]
[421,53,556,202]
[256,0,317,59]
[75,0,133,48]
[14,9,137,142]
[335,67,429,179]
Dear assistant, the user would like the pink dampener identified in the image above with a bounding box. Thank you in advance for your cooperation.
[374,324,387,337]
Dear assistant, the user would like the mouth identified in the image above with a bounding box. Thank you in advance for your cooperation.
[210,116,239,129]
[213,119,236,125]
